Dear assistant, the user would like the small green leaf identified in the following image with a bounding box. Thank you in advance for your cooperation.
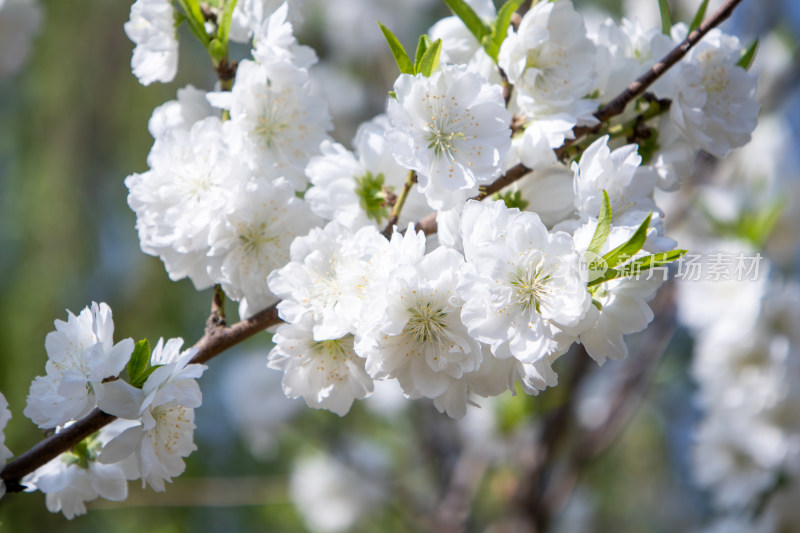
[175,0,210,45]
[388,90,397,99]
[587,190,612,257]
[602,212,652,269]
[208,38,226,63]
[217,0,239,48]
[658,0,672,36]
[417,38,442,77]
[488,0,524,61]
[442,0,492,43]
[132,364,164,389]
[737,39,759,70]
[491,190,529,210]
[126,339,152,389]
[378,22,414,75]
[414,35,430,70]
[355,171,390,224]
[689,0,709,32]
[589,249,687,286]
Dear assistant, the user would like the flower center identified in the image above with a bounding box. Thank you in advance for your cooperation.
[254,93,290,148]
[425,102,467,160]
[404,299,449,345]
[508,256,552,314]
[238,222,277,255]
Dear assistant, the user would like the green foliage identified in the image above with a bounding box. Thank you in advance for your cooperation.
[689,0,709,32]
[378,23,442,77]
[378,22,415,74]
[416,38,442,77]
[491,189,529,210]
[703,197,785,247]
[737,39,759,70]
[587,191,612,257]
[603,212,652,270]
[355,172,391,224]
[442,0,492,44]
[658,0,672,35]
[126,339,162,389]
[175,0,211,46]
[589,249,687,287]
[484,0,524,61]
[586,199,685,288]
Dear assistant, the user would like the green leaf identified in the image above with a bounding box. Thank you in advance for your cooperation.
[414,35,430,70]
[175,0,210,45]
[417,38,442,77]
[378,22,414,74]
[658,0,672,35]
[739,197,785,246]
[487,0,524,61]
[589,249,687,287]
[355,171,390,224]
[491,190,529,210]
[737,39,759,70]
[688,0,709,32]
[216,0,239,48]
[602,212,652,269]
[587,190,612,257]
[126,339,152,389]
[442,0,492,43]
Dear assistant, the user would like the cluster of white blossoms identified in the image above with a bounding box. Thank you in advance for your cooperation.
[118,0,760,419]
[16,303,206,518]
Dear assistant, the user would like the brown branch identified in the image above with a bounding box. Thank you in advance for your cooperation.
[0,302,282,491]
[567,0,744,143]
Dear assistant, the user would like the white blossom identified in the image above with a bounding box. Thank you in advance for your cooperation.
[97,339,206,492]
[290,453,382,533]
[0,392,11,500]
[222,60,332,190]
[386,64,511,210]
[251,2,316,81]
[126,116,248,290]
[22,425,128,519]
[24,303,134,429]
[207,177,320,319]
[498,0,596,114]
[572,135,657,222]
[269,315,373,416]
[654,25,759,158]
[458,201,590,365]
[268,221,389,340]
[0,0,41,78]
[305,115,428,229]
[100,402,197,492]
[124,0,178,86]
[572,219,662,364]
[356,245,482,418]
[229,0,303,44]
[147,84,214,141]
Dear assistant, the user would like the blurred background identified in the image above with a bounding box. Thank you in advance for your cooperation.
[0,0,799,531]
